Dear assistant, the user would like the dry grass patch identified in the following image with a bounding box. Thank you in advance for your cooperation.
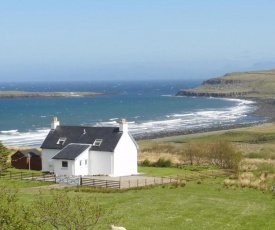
[224,161,275,190]
[240,158,275,172]
[138,152,181,165]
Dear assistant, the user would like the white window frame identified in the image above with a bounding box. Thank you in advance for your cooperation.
[93,139,103,146]
[57,137,67,145]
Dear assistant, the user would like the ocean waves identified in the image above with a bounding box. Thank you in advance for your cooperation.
[0,98,261,147]
[0,129,50,147]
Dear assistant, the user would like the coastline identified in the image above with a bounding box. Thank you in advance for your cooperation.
[2,96,275,147]
[135,97,275,141]
[134,122,268,140]
[249,98,275,121]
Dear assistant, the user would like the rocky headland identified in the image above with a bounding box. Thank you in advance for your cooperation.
[176,69,275,99]
[176,69,275,121]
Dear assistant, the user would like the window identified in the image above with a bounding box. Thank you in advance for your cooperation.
[85,159,87,165]
[79,160,82,166]
[93,139,103,146]
[57,137,66,145]
[62,161,68,168]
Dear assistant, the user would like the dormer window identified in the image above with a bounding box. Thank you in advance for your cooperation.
[93,139,103,146]
[57,137,66,145]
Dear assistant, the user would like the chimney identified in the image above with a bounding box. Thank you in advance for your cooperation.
[51,117,60,130]
[119,118,128,132]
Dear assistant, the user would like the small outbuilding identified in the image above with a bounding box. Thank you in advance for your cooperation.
[41,117,138,177]
[11,148,42,170]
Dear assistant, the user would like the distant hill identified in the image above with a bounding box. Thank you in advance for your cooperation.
[176,69,275,99]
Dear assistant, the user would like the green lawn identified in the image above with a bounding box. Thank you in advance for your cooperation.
[7,176,275,230]
[96,178,275,230]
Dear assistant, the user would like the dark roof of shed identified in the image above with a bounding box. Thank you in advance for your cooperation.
[40,126,122,152]
[52,144,91,160]
[15,148,41,157]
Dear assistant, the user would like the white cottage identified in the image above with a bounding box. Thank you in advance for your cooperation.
[40,117,138,177]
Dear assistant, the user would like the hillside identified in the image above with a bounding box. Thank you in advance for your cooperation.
[176,69,275,99]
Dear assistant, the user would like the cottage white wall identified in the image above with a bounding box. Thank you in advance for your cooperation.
[53,160,74,176]
[113,133,137,177]
[74,149,89,176]
[89,151,113,175]
[41,149,59,172]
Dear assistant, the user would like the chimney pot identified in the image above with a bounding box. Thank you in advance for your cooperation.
[119,118,128,132]
[51,117,60,130]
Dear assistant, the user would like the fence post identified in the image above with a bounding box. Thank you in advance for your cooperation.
[80,176,82,186]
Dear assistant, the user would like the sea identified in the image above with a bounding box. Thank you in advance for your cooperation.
[0,80,264,147]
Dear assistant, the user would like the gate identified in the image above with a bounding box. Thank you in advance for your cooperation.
[55,175,81,185]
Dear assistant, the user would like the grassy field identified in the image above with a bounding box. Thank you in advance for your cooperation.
[4,175,275,230]
[3,123,275,229]
[138,123,275,164]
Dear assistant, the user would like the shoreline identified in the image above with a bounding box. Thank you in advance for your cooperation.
[134,121,269,141]
[3,97,275,147]
[135,97,275,141]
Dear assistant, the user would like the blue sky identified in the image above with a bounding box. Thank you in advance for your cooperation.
[1,0,275,81]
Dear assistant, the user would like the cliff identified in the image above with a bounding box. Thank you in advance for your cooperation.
[176,69,275,99]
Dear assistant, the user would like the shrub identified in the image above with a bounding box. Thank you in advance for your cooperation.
[141,159,152,167]
[154,157,172,167]
[207,140,242,170]
[0,142,10,172]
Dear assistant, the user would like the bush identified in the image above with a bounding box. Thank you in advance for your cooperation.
[141,159,152,167]
[154,157,172,167]
[184,140,242,170]
[207,140,242,170]
[0,142,10,172]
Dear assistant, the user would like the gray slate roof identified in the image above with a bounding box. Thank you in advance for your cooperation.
[41,126,123,152]
[52,144,91,160]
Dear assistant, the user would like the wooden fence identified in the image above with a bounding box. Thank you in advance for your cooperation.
[80,177,121,189]
[0,171,55,182]
[0,169,233,189]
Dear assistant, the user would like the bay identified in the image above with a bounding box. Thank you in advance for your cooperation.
[0,80,263,146]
